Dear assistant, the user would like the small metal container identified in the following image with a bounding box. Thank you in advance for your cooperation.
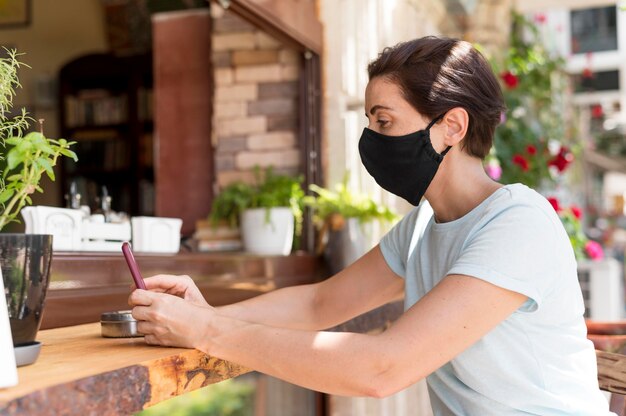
[100,310,143,338]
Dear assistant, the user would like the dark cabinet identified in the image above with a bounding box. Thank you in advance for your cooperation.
[58,53,154,215]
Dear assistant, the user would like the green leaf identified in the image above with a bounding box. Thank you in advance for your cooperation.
[5,137,20,145]
[6,148,23,170]
[0,188,14,204]
[37,158,55,180]
[5,174,21,182]
[16,139,32,153]
[60,148,78,161]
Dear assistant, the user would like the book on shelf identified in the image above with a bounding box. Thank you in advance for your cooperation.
[196,239,243,252]
[69,140,130,172]
[193,220,242,252]
[138,88,154,121]
[65,89,128,128]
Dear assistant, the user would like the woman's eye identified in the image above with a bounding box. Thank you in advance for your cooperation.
[377,120,389,127]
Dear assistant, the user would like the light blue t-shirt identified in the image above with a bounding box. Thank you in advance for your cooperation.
[380,184,613,415]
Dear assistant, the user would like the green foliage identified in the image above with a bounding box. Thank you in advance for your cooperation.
[0,132,77,230]
[0,49,30,142]
[138,379,255,416]
[560,208,588,261]
[0,49,77,231]
[209,166,305,235]
[209,182,254,229]
[303,173,397,227]
[596,130,626,158]
[490,12,574,189]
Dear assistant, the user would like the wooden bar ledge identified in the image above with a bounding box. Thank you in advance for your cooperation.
[0,323,250,416]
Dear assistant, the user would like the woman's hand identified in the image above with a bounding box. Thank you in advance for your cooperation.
[132,274,209,307]
[129,289,214,349]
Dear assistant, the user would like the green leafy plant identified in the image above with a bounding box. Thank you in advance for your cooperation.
[303,173,397,231]
[209,166,305,234]
[138,378,255,416]
[486,12,575,189]
[0,49,77,231]
[209,182,254,229]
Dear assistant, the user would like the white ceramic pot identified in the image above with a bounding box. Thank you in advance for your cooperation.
[0,268,18,387]
[241,207,294,255]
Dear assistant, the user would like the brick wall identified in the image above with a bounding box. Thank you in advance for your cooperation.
[211,7,301,190]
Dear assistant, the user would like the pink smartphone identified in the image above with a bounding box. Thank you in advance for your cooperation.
[121,242,146,290]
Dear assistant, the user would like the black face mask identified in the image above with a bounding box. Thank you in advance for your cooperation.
[358,114,450,206]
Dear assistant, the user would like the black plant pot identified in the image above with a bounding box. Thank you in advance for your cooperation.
[0,234,53,346]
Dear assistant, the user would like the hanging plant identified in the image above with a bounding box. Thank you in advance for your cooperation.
[488,12,577,190]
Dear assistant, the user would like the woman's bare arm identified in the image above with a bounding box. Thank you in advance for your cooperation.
[131,272,526,397]
[216,245,405,330]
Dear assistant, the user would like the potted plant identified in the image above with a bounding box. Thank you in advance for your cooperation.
[209,166,304,255]
[303,173,397,274]
[0,49,77,366]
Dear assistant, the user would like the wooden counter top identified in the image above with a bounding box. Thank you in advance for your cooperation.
[0,323,249,415]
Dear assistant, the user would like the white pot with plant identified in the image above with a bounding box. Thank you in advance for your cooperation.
[0,49,77,371]
[210,167,304,256]
[304,173,397,274]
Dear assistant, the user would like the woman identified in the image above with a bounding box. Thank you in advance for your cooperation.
[130,37,612,415]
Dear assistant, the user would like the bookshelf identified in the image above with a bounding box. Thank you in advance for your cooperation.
[58,53,154,216]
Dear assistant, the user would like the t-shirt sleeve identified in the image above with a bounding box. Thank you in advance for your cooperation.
[379,206,424,278]
[447,204,561,312]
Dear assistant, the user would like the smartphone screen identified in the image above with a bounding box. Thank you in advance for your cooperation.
[122,242,147,290]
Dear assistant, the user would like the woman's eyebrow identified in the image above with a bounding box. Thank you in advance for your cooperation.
[367,105,393,116]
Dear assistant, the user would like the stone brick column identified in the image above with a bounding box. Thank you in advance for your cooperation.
[211,6,302,189]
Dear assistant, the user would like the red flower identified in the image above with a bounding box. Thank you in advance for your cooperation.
[547,197,561,212]
[570,205,582,220]
[512,154,529,171]
[534,13,547,24]
[548,196,561,212]
[591,104,603,119]
[582,68,593,79]
[501,71,519,89]
[548,146,574,173]
[585,241,604,261]
[526,145,537,155]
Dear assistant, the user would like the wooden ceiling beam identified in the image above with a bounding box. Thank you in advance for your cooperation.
[213,0,322,54]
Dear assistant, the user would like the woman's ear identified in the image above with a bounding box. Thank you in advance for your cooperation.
[442,107,469,146]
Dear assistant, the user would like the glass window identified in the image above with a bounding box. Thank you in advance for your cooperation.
[573,70,620,93]
[570,6,618,54]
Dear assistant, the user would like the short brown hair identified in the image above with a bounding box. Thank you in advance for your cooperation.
[367,36,505,159]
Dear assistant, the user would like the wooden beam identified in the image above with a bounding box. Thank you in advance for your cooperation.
[153,10,214,235]
[216,0,323,54]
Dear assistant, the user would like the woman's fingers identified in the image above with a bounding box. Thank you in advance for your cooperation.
[132,305,152,321]
[127,274,209,307]
[144,334,158,345]
[143,274,181,290]
[128,289,155,307]
[136,320,156,335]
[129,291,210,349]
